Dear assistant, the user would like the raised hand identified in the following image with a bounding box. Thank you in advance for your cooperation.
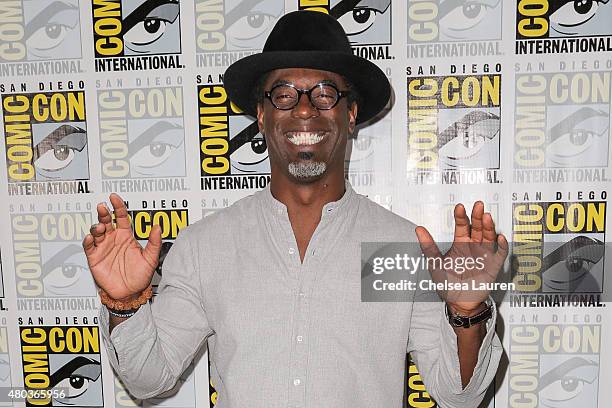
[415,201,509,314]
[83,193,162,301]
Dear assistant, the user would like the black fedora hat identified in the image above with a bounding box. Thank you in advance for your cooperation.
[223,10,390,125]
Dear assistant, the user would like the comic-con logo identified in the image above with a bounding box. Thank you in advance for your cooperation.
[297,0,392,60]
[407,0,502,58]
[514,71,610,183]
[515,0,612,54]
[407,69,501,184]
[2,87,91,196]
[97,81,187,193]
[19,325,102,407]
[511,192,606,301]
[11,205,95,298]
[92,0,183,72]
[406,355,437,407]
[197,80,271,190]
[0,0,83,77]
[508,318,601,408]
[194,0,284,68]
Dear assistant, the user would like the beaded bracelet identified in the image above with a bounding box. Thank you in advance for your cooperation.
[98,286,153,311]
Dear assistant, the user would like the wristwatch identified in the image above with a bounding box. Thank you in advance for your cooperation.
[446,299,493,328]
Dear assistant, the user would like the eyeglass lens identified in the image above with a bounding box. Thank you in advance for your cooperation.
[270,84,339,110]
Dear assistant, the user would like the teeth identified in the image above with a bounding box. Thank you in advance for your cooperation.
[287,132,324,146]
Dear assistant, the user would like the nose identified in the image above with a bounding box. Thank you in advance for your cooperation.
[291,93,319,120]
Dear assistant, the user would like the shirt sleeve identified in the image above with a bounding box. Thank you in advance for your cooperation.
[406,290,502,407]
[98,226,214,400]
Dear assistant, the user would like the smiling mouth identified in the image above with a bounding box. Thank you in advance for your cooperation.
[286,131,326,146]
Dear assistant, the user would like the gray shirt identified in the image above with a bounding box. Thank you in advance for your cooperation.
[99,182,502,407]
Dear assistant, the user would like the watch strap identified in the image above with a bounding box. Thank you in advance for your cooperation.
[446,301,493,328]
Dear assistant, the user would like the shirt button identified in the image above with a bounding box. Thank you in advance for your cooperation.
[298,292,305,298]
[293,378,301,386]
[296,335,303,342]
[289,247,295,255]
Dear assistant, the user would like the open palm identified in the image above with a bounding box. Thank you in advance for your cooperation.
[416,201,508,314]
[83,193,162,301]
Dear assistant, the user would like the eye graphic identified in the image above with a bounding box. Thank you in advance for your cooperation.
[25,1,79,57]
[538,357,599,405]
[128,121,184,176]
[227,13,276,42]
[440,2,490,31]
[36,145,75,171]
[337,7,381,35]
[33,125,87,174]
[29,24,72,51]
[438,110,500,166]
[229,121,268,173]
[46,263,89,289]
[225,0,283,49]
[50,356,102,404]
[347,134,377,164]
[43,245,95,296]
[437,0,501,39]
[332,0,392,41]
[124,19,169,46]
[550,0,604,33]
[542,236,604,292]
[231,136,268,171]
[123,0,180,53]
[547,107,608,166]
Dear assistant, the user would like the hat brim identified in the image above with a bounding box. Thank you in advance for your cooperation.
[223,50,390,125]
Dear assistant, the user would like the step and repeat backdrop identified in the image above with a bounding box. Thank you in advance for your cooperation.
[0,0,610,407]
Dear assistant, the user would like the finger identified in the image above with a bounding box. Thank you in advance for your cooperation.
[470,201,484,243]
[495,233,509,262]
[90,223,107,246]
[82,234,95,256]
[482,212,497,243]
[143,224,163,268]
[453,203,470,240]
[97,202,114,232]
[415,226,442,259]
[416,227,447,292]
[109,193,131,229]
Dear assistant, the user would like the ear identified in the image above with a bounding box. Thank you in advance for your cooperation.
[348,102,358,135]
[256,102,265,135]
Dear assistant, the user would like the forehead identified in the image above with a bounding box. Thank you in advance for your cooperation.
[263,68,347,88]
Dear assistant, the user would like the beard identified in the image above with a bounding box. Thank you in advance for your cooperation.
[287,161,327,179]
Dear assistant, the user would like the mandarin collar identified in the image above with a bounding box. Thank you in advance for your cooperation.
[262,180,355,218]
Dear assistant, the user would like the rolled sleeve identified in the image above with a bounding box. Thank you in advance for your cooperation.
[407,295,502,407]
[97,226,215,400]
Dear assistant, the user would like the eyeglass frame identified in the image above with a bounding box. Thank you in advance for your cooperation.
[263,82,351,111]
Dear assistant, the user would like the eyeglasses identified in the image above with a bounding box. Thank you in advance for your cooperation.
[264,82,350,110]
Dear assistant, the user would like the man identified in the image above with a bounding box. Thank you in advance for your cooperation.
[84,11,507,408]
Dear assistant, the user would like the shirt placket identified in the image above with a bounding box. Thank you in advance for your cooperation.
[281,212,329,408]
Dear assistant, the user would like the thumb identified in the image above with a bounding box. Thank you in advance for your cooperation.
[143,224,163,266]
